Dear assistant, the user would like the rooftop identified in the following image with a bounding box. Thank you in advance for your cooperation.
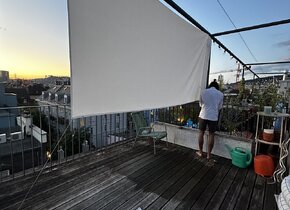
[0,141,279,210]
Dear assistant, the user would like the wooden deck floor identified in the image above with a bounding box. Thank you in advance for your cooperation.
[0,141,279,210]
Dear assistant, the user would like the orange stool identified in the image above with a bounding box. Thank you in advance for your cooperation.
[254,155,275,177]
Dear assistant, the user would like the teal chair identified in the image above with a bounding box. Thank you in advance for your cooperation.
[131,112,168,154]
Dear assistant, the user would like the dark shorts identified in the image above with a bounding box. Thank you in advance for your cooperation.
[198,117,218,133]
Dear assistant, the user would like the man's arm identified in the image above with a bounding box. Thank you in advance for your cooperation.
[199,94,203,107]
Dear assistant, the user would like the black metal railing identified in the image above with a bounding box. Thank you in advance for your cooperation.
[0,102,258,183]
[0,105,135,183]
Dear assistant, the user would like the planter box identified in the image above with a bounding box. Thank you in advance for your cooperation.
[153,122,253,159]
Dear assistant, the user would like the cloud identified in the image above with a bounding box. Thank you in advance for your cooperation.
[251,63,290,74]
[0,27,7,31]
[276,40,290,48]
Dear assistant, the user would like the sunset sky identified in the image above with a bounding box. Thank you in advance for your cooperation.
[0,0,69,79]
[0,0,290,82]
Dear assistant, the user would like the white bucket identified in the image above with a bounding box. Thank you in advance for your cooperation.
[264,106,272,114]
[263,129,274,134]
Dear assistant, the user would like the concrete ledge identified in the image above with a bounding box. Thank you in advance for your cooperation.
[153,122,254,159]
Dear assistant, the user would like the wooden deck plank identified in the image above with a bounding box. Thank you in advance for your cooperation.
[248,175,266,210]
[27,147,162,210]
[0,141,279,210]
[189,160,232,210]
[219,167,248,210]
[234,169,257,210]
[3,145,153,210]
[82,149,188,210]
[98,156,192,210]
[100,152,198,210]
[0,144,149,208]
[95,151,191,210]
[146,157,224,210]
[263,181,278,210]
[132,157,209,210]
[113,152,201,210]
[203,164,239,209]
[61,149,180,210]
[174,157,225,210]
[0,143,142,192]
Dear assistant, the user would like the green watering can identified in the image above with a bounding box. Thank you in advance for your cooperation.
[226,145,252,168]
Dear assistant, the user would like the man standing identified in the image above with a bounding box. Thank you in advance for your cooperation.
[196,79,223,161]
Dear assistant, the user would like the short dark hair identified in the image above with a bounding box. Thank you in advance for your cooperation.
[209,79,220,90]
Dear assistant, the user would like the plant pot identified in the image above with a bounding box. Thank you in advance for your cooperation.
[263,129,274,142]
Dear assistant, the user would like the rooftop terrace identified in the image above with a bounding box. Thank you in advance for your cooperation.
[0,140,279,210]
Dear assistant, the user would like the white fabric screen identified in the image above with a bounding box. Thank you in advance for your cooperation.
[68,0,211,118]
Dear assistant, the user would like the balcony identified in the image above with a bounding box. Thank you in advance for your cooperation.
[0,141,278,210]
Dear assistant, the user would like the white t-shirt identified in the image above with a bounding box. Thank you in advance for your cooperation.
[199,87,223,121]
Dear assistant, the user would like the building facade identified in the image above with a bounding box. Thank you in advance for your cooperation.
[37,84,128,148]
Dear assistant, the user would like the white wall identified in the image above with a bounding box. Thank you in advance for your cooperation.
[153,122,253,159]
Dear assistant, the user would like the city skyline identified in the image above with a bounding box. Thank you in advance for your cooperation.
[1,0,290,82]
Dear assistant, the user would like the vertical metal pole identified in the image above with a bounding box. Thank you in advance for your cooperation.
[242,66,245,80]
[108,115,111,145]
[78,118,81,157]
[177,106,179,124]
[89,116,92,151]
[84,117,87,151]
[105,115,107,147]
[48,106,52,169]
[30,108,35,172]
[72,119,74,160]
[39,107,43,166]
[114,114,116,144]
[172,106,175,124]
[167,107,169,123]
[64,105,67,162]
[254,114,260,156]
[100,115,103,148]
[20,108,25,175]
[56,105,59,164]
[206,44,212,87]
[110,114,112,144]
[168,107,171,123]
[124,112,126,139]
[96,115,98,149]
[173,106,176,124]
[8,109,14,179]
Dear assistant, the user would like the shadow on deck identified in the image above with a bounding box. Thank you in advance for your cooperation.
[0,141,279,210]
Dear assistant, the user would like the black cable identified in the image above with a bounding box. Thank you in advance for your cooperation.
[216,0,264,73]
[163,0,259,78]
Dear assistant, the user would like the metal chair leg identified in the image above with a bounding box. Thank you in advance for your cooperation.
[133,136,138,148]
[166,135,168,147]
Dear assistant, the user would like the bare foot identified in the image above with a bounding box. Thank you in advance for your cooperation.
[207,157,217,163]
[196,151,203,158]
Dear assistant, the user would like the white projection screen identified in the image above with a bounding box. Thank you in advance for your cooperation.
[68,0,211,118]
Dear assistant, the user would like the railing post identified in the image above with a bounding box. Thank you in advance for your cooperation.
[7,109,14,180]
[72,119,74,160]
[20,108,25,175]
[78,118,81,157]
[39,106,43,166]
[56,105,59,164]
[29,108,35,172]
[48,106,52,169]
[64,105,67,162]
